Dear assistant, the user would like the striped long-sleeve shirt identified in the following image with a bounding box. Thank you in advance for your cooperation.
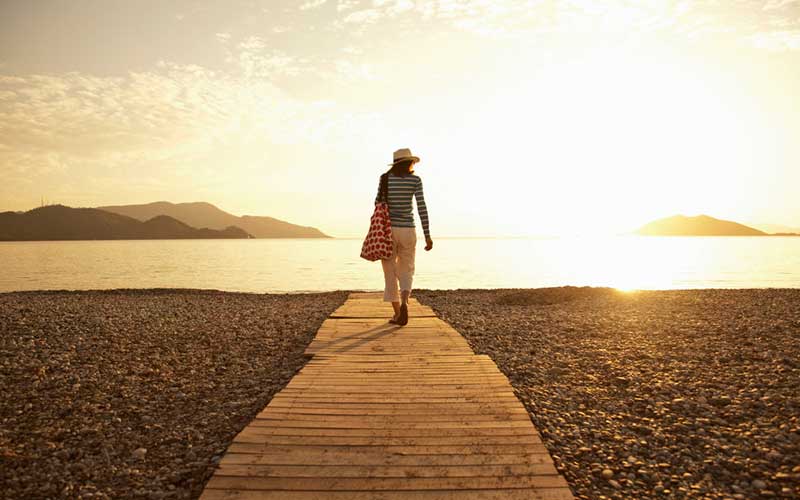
[375,173,430,239]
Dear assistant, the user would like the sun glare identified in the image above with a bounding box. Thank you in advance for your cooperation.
[429,44,769,237]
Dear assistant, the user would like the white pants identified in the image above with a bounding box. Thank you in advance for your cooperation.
[381,227,417,302]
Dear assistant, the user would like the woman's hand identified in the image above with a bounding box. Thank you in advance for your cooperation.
[425,237,433,251]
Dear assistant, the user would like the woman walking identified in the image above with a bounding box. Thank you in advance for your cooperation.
[376,148,433,326]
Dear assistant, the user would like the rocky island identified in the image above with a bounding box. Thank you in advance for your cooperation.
[0,205,252,240]
[636,215,782,236]
[98,201,330,238]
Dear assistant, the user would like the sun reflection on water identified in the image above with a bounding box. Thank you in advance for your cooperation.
[1,236,799,292]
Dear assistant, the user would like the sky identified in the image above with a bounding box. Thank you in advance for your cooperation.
[1,0,799,237]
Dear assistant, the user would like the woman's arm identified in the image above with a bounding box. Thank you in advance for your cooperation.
[414,177,431,248]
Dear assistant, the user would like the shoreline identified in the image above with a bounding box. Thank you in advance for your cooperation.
[3,285,800,295]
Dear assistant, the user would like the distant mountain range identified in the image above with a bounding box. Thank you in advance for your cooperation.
[635,215,799,236]
[0,205,252,241]
[98,201,329,238]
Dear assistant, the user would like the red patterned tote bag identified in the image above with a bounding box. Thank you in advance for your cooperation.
[360,174,393,261]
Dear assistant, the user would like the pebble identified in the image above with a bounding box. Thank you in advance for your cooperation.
[417,288,800,500]
[1,290,348,499]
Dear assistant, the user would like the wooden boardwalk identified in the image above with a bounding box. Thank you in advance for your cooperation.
[201,292,574,499]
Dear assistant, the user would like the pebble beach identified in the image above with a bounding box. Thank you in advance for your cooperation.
[2,287,799,499]
[415,288,800,500]
[0,289,347,499]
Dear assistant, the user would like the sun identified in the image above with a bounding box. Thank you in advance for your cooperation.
[428,42,765,237]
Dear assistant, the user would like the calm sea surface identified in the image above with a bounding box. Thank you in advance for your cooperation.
[1,237,799,293]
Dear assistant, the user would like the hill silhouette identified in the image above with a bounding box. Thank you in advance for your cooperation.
[97,201,329,238]
[636,215,767,236]
[0,205,252,240]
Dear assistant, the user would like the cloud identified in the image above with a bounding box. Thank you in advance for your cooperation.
[232,36,306,78]
[748,29,800,50]
[300,0,328,10]
[763,0,800,11]
[342,9,383,24]
[0,40,391,208]
[333,60,379,81]
[318,0,800,47]
[337,0,360,12]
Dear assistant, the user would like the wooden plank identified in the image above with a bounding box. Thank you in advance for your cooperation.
[205,475,570,490]
[284,383,512,389]
[281,378,514,393]
[286,379,511,385]
[303,359,497,364]
[213,463,558,478]
[289,383,513,388]
[201,489,576,500]
[269,397,520,404]
[237,427,539,438]
[245,420,537,431]
[283,382,513,388]
[294,374,503,379]
[301,362,498,367]
[226,443,551,455]
[257,409,529,419]
[232,434,541,446]
[201,293,574,499]
[220,451,558,467]
[256,412,530,421]
[296,370,504,376]
[305,358,495,363]
[264,402,525,411]
[303,363,498,368]
[278,389,517,397]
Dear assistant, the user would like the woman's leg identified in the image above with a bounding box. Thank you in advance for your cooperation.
[395,228,417,324]
[381,234,401,320]
[396,229,417,299]
[391,301,400,320]
[381,256,400,304]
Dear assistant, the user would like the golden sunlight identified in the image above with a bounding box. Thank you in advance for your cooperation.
[435,44,775,237]
[3,3,800,499]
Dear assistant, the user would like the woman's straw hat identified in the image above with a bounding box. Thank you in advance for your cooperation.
[388,148,420,166]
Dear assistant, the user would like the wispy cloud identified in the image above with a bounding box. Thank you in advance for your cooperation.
[337,0,360,12]
[317,0,800,47]
[333,60,379,81]
[749,29,800,49]
[300,0,328,10]
[0,38,391,209]
[342,9,383,25]
[234,36,305,78]
[763,0,800,11]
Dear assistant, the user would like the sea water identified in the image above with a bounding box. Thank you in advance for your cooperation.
[1,236,799,292]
